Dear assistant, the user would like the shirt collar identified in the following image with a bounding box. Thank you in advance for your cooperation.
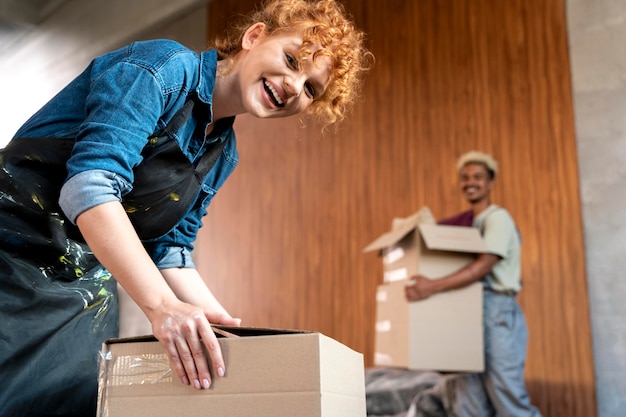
[196,48,218,106]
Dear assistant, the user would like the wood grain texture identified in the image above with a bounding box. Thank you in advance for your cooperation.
[197,1,596,416]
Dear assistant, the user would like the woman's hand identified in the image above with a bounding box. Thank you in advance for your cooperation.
[158,267,242,388]
[149,298,241,389]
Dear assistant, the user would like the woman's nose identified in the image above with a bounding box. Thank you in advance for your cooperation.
[284,75,304,98]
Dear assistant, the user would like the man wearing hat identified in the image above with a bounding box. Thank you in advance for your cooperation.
[405,151,543,417]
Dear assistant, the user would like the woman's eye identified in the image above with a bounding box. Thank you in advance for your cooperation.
[285,54,298,70]
[304,83,316,99]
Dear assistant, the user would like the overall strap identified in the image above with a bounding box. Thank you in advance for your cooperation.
[160,99,195,138]
[193,114,233,177]
[154,99,227,178]
[195,139,227,176]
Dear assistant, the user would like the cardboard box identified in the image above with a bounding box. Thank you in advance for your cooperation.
[364,207,487,372]
[97,326,366,417]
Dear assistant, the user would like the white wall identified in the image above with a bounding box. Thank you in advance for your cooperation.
[0,0,211,146]
[567,1,626,416]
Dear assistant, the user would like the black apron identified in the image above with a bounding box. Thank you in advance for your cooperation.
[0,99,226,416]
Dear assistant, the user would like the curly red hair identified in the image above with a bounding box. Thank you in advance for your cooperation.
[211,0,373,127]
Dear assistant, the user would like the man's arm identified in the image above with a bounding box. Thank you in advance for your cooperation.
[405,253,500,301]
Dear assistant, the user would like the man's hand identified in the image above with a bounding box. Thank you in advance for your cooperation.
[404,275,438,301]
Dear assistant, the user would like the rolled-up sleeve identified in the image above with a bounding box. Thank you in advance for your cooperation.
[154,246,196,269]
[59,169,132,223]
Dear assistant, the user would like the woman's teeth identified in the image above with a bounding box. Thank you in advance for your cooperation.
[264,80,284,106]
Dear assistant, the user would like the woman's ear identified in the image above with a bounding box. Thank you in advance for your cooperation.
[242,22,267,51]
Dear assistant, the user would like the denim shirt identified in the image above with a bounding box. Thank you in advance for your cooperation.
[14,40,239,268]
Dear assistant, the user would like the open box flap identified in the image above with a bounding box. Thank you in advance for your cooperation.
[363,207,436,253]
[363,222,417,253]
[418,224,487,253]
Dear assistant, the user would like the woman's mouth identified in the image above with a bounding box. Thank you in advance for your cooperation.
[263,79,284,107]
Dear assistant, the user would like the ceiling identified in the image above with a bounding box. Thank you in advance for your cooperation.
[0,0,69,54]
[0,0,68,27]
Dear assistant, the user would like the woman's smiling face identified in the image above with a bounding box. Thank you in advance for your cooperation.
[236,23,333,119]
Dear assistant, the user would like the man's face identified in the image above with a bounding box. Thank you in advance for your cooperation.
[458,163,493,204]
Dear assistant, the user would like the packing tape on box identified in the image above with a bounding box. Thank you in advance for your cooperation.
[376,320,391,333]
[109,352,173,386]
[384,268,408,282]
[374,352,393,366]
[383,247,405,265]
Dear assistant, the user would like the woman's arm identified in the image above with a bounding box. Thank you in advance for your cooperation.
[160,267,238,320]
[76,200,230,390]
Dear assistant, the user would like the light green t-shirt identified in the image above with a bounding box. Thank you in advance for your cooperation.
[473,204,522,293]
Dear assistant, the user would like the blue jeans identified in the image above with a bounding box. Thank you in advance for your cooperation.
[450,290,543,417]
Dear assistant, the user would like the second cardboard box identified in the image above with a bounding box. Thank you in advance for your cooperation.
[364,207,487,372]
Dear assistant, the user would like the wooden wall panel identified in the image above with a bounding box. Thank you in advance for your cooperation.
[198,1,597,416]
